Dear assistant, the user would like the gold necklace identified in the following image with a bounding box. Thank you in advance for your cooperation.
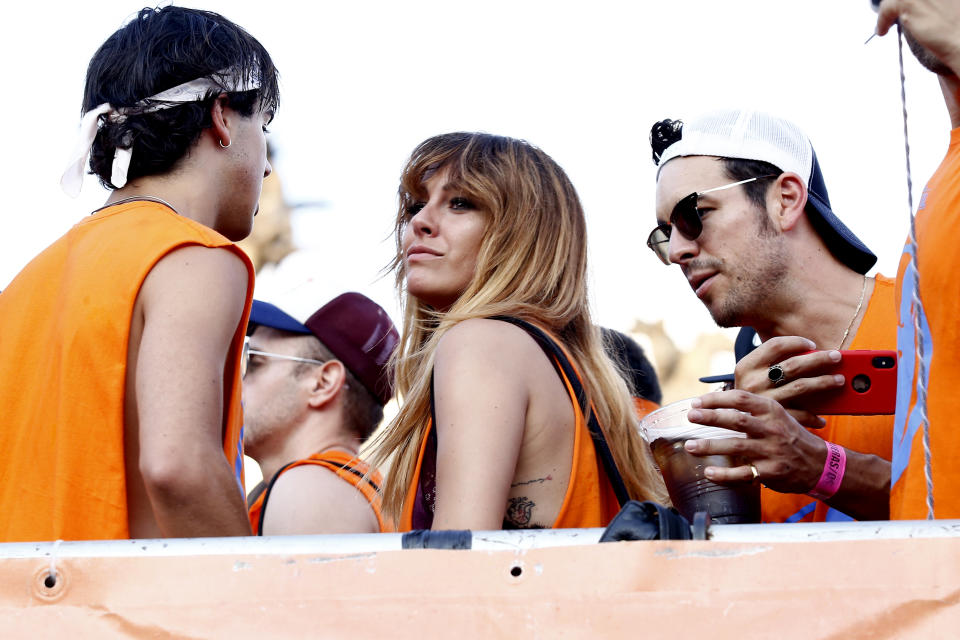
[835,275,868,350]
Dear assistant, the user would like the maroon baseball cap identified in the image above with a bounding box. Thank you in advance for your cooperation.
[250,293,399,405]
[304,293,399,406]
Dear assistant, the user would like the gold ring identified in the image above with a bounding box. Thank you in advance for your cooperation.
[749,464,760,481]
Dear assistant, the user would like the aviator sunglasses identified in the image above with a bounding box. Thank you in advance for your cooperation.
[646,174,778,265]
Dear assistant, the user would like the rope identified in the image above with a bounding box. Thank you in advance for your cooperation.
[897,24,934,519]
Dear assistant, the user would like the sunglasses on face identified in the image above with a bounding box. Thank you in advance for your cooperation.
[646,174,779,265]
[241,338,327,378]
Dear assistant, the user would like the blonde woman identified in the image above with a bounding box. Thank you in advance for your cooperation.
[371,132,666,531]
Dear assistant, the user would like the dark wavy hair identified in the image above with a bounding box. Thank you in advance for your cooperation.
[600,327,662,405]
[650,118,780,212]
[83,6,280,189]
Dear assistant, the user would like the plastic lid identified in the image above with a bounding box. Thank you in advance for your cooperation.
[638,399,747,442]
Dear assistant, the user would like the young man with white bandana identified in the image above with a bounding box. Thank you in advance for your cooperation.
[0,6,279,541]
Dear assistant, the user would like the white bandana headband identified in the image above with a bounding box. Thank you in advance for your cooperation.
[60,69,260,197]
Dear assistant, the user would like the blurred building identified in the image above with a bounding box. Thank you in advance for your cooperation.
[237,144,295,273]
[630,320,734,404]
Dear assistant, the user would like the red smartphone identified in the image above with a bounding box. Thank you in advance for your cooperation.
[802,350,897,415]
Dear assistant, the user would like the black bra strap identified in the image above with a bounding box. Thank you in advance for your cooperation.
[490,316,631,507]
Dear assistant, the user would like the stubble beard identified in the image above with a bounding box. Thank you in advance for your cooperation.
[242,415,268,462]
[905,28,955,77]
[242,400,298,464]
[706,225,789,329]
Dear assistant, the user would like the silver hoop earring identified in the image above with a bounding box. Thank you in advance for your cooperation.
[219,139,231,149]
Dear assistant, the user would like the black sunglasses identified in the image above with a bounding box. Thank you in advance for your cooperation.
[646,174,779,265]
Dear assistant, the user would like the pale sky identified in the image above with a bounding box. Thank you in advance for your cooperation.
[1,0,950,358]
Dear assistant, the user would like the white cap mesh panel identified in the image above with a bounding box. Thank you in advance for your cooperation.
[658,109,814,187]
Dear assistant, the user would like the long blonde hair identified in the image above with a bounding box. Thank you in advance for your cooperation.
[369,132,667,522]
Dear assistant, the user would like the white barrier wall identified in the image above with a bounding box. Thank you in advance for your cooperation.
[3,521,959,639]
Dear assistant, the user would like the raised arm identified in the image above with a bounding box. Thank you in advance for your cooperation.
[135,245,252,537]
[877,0,960,77]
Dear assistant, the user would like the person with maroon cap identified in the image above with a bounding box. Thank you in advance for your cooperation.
[242,293,399,535]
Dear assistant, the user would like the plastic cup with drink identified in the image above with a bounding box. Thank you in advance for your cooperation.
[639,398,761,524]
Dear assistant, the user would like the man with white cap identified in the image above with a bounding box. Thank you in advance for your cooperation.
[0,6,279,541]
[647,110,894,522]
[244,293,398,535]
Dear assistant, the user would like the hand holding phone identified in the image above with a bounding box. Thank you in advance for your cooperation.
[802,350,897,415]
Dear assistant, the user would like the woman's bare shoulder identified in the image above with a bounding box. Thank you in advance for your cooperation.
[437,317,543,363]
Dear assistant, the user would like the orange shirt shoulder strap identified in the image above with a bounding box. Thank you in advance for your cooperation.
[249,450,392,534]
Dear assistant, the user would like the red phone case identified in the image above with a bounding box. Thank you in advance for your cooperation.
[802,350,897,416]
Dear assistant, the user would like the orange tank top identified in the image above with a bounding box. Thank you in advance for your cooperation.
[248,450,392,534]
[633,396,660,421]
[0,200,252,541]
[892,129,960,519]
[761,275,896,523]
[399,319,623,531]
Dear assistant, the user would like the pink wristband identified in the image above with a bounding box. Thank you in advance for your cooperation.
[808,442,846,501]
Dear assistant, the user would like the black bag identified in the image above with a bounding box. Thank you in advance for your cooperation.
[599,500,694,542]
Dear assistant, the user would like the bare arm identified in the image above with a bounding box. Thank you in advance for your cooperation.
[430,319,532,531]
[684,391,889,521]
[136,245,252,537]
[261,466,379,535]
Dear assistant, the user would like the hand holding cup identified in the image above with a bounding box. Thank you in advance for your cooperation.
[639,398,760,524]
[684,390,828,495]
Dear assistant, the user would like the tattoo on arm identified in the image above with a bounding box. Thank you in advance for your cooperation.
[510,475,552,488]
